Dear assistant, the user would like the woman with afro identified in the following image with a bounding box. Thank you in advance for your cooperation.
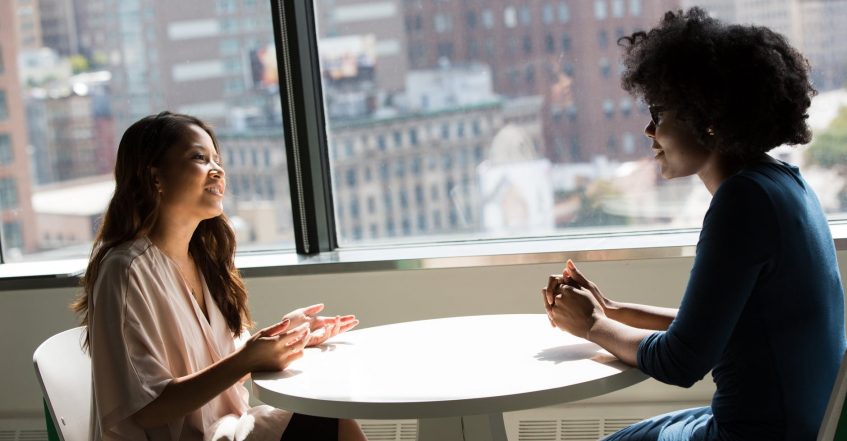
[542,7,846,440]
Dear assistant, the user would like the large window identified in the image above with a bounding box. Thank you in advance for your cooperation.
[308,0,847,247]
[1,0,293,261]
[2,0,847,264]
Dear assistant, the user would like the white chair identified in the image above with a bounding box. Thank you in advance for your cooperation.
[819,350,847,441]
[33,327,91,441]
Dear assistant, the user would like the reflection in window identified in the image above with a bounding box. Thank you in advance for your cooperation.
[504,7,517,28]
[0,178,18,208]
[545,34,556,53]
[622,132,636,154]
[598,30,609,49]
[482,9,495,29]
[519,6,532,26]
[595,0,608,20]
[612,0,625,18]
[0,91,7,120]
[599,58,611,77]
[620,98,633,116]
[561,34,572,51]
[630,0,642,17]
[0,135,13,165]
[434,13,452,33]
[543,4,554,25]
[523,35,533,55]
[558,2,571,23]
[3,221,22,251]
[603,99,615,118]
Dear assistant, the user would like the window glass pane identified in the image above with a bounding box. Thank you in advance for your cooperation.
[558,3,571,23]
[612,0,626,18]
[0,91,8,120]
[0,134,13,165]
[630,0,642,17]
[594,0,608,20]
[320,0,847,246]
[2,0,292,261]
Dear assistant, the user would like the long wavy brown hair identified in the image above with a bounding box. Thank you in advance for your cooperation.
[72,111,252,349]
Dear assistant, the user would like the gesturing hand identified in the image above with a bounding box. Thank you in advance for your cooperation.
[283,304,360,347]
[239,319,311,372]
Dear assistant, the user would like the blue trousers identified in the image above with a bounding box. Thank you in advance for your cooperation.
[603,407,723,441]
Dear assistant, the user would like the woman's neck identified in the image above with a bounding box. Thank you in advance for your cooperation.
[698,152,772,195]
[147,216,199,260]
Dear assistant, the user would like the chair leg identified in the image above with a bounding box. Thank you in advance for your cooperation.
[44,399,60,441]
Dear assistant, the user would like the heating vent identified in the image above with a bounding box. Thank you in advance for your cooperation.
[560,419,602,441]
[518,419,557,440]
[516,418,644,441]
[15,431,47,441]
[602,418,642,436]
[0,431,47,441]
[360,421,417,441]
[356,416,645,441]
[398,422,416,440]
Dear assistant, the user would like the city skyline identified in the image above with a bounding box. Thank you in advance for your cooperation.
[3,0,847,260]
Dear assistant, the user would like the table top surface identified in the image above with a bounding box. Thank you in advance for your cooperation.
[252,314,647,419]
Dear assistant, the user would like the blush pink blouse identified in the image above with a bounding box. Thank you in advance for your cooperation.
[89,237,291,441]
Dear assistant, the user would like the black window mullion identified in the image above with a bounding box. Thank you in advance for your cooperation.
[271,0,337,254]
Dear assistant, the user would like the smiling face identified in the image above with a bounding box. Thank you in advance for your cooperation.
[153,124,226,223]
[644,107,712,180]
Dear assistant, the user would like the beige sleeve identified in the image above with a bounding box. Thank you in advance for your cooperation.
[90,253,175,439]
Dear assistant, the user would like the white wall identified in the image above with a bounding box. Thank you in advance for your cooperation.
[5,251,847,421]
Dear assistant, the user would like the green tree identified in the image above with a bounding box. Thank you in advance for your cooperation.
[69,55,89,74]
[806,105,847,168]
[806,104,847,209]
[91,51,108,69]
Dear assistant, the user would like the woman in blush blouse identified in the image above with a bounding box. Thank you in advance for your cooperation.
[72,111,367,441]
[542,8,846,441]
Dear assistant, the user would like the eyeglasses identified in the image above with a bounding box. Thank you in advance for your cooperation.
[648,105,666,126]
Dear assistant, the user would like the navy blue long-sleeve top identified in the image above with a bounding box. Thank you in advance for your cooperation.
[637,160,847,440]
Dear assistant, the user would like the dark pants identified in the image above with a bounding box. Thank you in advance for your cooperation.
[279,414,339,441]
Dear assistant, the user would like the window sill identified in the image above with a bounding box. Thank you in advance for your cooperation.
[3,222,847,290]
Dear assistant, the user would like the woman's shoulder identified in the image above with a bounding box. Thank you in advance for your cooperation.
[91,238,161,310]
[737,158,801,186]
[96,237,157,278]
[719,159,800,200]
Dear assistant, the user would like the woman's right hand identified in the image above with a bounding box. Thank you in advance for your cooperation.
[237,319,311,372]
[562,260,615,313]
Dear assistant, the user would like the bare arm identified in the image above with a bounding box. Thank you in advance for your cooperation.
[586,316,655,366]
[555,260,677,330]
[601,300,677,331]
[543,283,653,367]
[132,321,309,429]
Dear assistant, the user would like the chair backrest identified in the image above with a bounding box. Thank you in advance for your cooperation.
[819,350,847,441]
[33,327,91,441]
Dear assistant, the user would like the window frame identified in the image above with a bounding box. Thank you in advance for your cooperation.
[271,0,337,254]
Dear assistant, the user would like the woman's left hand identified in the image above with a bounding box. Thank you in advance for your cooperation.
[542,282,606,340]
[283,304,360,347]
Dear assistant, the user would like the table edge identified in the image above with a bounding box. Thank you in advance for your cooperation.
[252,364,648,420]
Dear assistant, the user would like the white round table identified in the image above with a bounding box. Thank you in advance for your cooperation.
[252,314,647,441]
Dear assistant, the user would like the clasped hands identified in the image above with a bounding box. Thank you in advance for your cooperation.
[542,260,608,341]
[241,304,359,372]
